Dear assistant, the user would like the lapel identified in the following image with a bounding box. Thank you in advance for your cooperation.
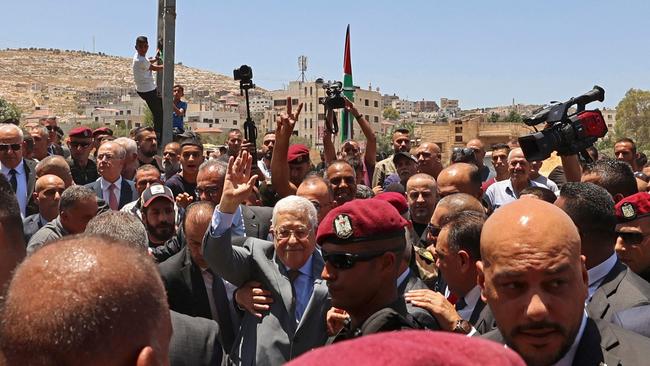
[180,249,212,319]
[23,159,36,196]
[296,253,326,333]
[469,299,487,325]
[92,179,103,198]
[119,179,133,208]
[588,260,626,319]
[270,252,295,321]
[573,318,621,366]
[241,205,260,238]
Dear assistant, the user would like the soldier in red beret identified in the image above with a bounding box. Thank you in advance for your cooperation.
[615,192,650,282]
[317,198,421,342]
[67,126,98,185]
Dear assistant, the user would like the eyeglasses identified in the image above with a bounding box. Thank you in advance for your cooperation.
[427,223,441,238]
[97,153,116,161]
[163,151,178,158]
[70,141,91,148]
[195,186,221,197]
[274,225,311,240]
[616,231,648,247]
[310,200,321,211]
[452,147,476,155]
[45,125,56,131]
[0,143,21,152]
[322,249,400,270]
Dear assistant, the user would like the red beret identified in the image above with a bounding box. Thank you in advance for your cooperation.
[286,330,526,366]
[92,127,113,136]
[374,192,408,215]
[68,126,93,138]
[288,144,310,164]
[317,198,409,245]
[615,192,650,222]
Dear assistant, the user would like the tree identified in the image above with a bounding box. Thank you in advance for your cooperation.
[376,122,415,156]
[614,88,650,150]
[503,110,523,122]
[382,107,400,121]
[488,112,500,123]
[0,98,21,121]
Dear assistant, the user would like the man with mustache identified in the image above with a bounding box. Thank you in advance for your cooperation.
[141,183,176,248]
[372,128,411,188]
[480,199,650,366]
[135,127,163,172]
[326,160,357,205]
[162,141,181,182]
[484,148,551,209]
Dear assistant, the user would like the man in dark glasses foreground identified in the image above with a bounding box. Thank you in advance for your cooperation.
[317,198,421,343]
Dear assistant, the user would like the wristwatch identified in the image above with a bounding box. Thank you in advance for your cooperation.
[452,319,472,334]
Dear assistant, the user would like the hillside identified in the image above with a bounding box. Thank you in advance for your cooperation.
[0,48,243,115]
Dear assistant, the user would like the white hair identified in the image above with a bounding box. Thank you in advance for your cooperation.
[114,137,137,157]
[507,147,525,162]
[0,124,24,139]
[272,195,318,230]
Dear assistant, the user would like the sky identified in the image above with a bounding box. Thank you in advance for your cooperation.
[3,0,650,109]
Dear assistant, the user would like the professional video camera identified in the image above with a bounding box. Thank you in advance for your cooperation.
[518,85,608,162]
[316,78,346,110]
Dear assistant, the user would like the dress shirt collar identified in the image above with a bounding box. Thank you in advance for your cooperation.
[38,214,49,226]
[587,252,618,298]
[463,285,482,310]
[1,159,25,176]
[283,254,314,278]
[100,176,122,190]
[552,312,587,366]
[397,267,410,288]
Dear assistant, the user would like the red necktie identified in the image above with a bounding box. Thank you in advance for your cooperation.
[108,183,118,210]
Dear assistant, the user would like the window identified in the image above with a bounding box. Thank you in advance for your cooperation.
[455,127,462,133]
[304,87,307,95]
[318,113,325,120]
[304,119,307,129]
[274,99,287,107]
[292,99,299,105]
[365,99,369,106]
[209,123,213,128]
[374,116,379,123]
[310,103,313,112]
[365,115,370,121]
[127,110,131,115]
[310,119,313,129]
[310,87,313,96]
[215,119,220,124]
[374,100,379,108]
[233,120,238,125]
[94,116,98,122]
[455,136,463,142]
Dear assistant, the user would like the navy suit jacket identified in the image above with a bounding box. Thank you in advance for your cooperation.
[85,177,136,210]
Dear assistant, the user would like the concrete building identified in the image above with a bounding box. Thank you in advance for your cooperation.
[391,99,415,113]
[82,95,147,129]
[440,98,459,110]
[414,100,440,113]
[601,107,617,136]
[186,110,241,131]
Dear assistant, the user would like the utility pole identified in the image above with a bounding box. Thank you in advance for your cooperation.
[156,0,176,148]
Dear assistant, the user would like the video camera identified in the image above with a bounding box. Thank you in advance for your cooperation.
[316,78,346,110]
[233,64,257,162]
[233,65,254,87]
[518,85,608,162]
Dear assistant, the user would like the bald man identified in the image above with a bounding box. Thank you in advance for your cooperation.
[22,174,65,242]
[296,175,336,224]
[427,193,485,249]
[414,142,443,179]
[466,138,490,182]
[479,199,650,366]
[436,163,482,199]
[0,235,172,365]
[406,173,439,239]
[35,155,74,188]
[484,148,552,209]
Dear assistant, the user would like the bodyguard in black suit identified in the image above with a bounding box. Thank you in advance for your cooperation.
[169,310,222,366]
[85,141,136,210]
[556,183,650,322]
[478,199,650,366]
[160,247,213,319]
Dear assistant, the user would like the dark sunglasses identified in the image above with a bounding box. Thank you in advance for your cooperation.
[0,143,21,152]
[70,141,91,148]
[427,223,441,237]
[45,125,55,131]
[616,231,646,247]
[322,249,400,270]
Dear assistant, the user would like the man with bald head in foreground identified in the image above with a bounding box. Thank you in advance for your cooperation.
[479,199,650,366]
[0,235,172,365]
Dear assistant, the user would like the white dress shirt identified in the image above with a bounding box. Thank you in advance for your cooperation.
[1,159,28,217]
[100,176,122,204]
[457,285,482,322]
[587,252,618,300]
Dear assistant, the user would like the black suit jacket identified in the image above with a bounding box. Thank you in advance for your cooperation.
[22,213,45,243]
[85,177,136,210]
[398,269,441,330]
[241,205,273,240]
[159,248,212,320]
[169,310,222,366]
[468,298,496,334]
[24,158,38,216]
[588,259,650,321]
[483,317,650,365]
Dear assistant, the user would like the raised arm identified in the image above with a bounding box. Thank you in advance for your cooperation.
[322,109,336,165]
[271,97,303,197]
[345,98,376,169]
[203,152,259,286]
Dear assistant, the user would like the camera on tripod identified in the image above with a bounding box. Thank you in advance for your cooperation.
[234,65,254,89]
[518,85,608,162]
[316,78,346,109]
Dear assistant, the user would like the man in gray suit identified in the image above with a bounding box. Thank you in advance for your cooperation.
[555,182,650,322]
[85,141,136,210]
[203,151,329,366]
[479,199,650,366]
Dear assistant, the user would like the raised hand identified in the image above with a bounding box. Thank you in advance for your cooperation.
[219,150,259,214]
[343,97,360,119]
[276,96,303,139]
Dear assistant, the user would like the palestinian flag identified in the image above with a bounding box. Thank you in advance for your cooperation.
[341,25,354,142]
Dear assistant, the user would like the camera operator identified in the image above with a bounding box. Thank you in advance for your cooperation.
[322,98,376,187]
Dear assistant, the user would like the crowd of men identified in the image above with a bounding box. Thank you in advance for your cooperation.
[4,84,650,365]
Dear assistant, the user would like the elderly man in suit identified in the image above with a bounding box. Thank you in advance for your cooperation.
[85,141,136,210]
[479,199,650,366]
[203,152,329,365]
[0,124,37,217]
